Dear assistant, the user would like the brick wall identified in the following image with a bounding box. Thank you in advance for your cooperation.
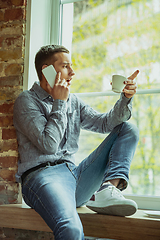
[1,228,55,240]
[0,1,64,239]
[0,0,26,205]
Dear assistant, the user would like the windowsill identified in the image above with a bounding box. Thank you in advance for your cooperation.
[0,203,160,239]
[123,194,160,211]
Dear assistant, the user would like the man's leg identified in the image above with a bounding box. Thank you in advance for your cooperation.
[22,163,85,240]
[102,121,139,188]
[86,122,139,216]
[72,123,123,207]
[73,122,139,216]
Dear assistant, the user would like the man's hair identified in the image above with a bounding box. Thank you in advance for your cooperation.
[35,45,69,81]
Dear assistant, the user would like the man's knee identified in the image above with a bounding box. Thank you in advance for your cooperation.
[55,216,84,240]
[122,122,139,142]
[64,224,84,240]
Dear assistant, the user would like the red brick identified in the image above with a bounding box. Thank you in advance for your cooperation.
[0,140,18,153]
[5,63,22,76]
[0,169,16,181]
[11,0,25,7]
[0,0,12,9]
[0,48,22,61]
[0,37,3,47]
[0,87,23,101]
[2,127,16,140]
[2,128,16,140]
[0,75,23,87]
[0,102,14,114]
[0,115,13,127]
[0,22,24,36]
[8,196,19,203]
[0,182,20,203]
[0,184,5,192]
[4,35,23,48]
[4,8,25,21]
[0,156,17,168]
[0,63,4,74]
[0,10,4,21]
[0,0,26,206]
[0,0,25,8]
[6,182,19,192]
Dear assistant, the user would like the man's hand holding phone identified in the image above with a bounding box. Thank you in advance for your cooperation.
[42,65,57,88]
[53,72,70,101]
[42,65,69,101]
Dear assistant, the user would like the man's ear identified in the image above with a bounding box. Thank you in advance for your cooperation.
[41,65,48,80]
[42,64,48,70]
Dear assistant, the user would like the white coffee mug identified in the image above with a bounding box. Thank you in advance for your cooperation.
[112,75,127,93]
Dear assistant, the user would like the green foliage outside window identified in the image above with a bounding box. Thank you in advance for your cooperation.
[70,0,160,196]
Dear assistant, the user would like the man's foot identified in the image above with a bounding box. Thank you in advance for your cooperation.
[86,182,137,217]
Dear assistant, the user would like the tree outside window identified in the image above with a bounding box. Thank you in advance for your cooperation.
[69,0,160,196]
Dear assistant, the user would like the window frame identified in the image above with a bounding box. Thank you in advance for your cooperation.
[60,0,160,211]
[25,0,160,210]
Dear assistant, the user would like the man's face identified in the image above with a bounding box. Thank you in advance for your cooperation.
[53,52,75,85]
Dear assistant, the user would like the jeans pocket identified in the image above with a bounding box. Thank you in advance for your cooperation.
[22,167,45,186]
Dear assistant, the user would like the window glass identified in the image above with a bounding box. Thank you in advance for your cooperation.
[63,0,160,196]
[75,93,160,196]
[70,0,160,93]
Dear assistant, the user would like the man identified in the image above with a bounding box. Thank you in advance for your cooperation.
[13,45,139,240]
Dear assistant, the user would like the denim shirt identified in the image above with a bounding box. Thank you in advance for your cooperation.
[13,82,133,182]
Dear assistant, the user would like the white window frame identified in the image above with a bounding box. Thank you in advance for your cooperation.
[24,0,160,210]
[24,0,62,90]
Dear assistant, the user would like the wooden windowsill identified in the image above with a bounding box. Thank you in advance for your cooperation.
[0,204,160,240]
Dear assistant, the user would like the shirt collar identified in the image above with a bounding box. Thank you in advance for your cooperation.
[30,81,71,103]
[31,81,51,100]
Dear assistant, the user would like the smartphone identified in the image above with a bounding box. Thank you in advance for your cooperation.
[42,65,57,87]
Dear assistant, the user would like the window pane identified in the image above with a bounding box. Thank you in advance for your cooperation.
[70,0,160,93]
[74,93,160,196]
[129,94,160,196]
[62,0,160,196]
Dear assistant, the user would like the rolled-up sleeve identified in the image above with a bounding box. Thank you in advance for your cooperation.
[79,93,133,133]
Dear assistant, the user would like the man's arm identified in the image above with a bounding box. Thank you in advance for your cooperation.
[13,93,67,154]
[79,70,139,133]
[79,93,132,133]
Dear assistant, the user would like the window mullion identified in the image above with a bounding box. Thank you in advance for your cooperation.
[76,89,160,98]
[50,0,62,44]
[61,0,83,4]
[61,3,73,51]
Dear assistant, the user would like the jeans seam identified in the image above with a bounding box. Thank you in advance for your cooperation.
[104,122,132,184]
[78,126,121,177]
[23,185,60,233]
[105,151,112,179]
[65,163,78,181]
[76,130,119,187]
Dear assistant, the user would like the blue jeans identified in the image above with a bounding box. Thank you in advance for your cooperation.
[22,122,139,240]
